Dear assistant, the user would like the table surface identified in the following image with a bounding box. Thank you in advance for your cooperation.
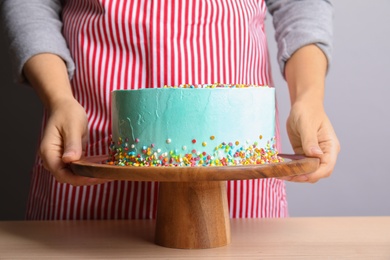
[0,217,389,259]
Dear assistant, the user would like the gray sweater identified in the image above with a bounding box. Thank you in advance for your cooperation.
[0,0,333,83]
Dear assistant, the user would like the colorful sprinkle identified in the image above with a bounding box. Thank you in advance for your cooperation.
[107,135,282,167]
[164,83,271,89]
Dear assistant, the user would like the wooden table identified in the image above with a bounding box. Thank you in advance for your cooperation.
[0,217,389,259]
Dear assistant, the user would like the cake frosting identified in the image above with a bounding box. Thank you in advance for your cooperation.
[108,84,282,167]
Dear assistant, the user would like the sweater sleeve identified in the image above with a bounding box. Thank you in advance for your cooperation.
[265,0,334,76]
[0,0,75,83]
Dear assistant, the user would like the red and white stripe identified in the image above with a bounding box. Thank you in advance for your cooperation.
[26,0,287,220]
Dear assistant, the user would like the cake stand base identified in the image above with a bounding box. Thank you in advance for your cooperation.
[155,181,231,249]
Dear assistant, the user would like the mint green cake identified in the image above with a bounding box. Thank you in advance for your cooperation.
[109,84,281,167]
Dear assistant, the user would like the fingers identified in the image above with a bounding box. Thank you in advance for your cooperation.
[284,110,340,183]
[300,128,324,160]
[40,131,108,186]
[284,129,340,184]
[281,149,332,183]
[38,105,109,186]
[62,126,86,163]
[307,138,339,183]
[290,112,324,158]
[53,165,111,186]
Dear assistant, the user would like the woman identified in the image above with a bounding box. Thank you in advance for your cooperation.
[1,0,339,220]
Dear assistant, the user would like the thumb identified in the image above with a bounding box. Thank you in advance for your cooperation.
[62,130,85,163]
[301,129,323,158]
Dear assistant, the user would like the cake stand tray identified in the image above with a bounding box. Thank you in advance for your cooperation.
[70,154,319,182]
[70,154,319,249]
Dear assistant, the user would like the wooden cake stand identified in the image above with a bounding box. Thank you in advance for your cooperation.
[71,154,319,249]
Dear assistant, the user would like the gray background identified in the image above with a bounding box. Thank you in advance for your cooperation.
[1,0,389,220]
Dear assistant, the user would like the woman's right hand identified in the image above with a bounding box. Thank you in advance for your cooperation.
[24,53,109,186]
[40,97,108,186]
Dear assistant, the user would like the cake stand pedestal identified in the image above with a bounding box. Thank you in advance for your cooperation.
[71,154,319,249]
[155,181,230,248]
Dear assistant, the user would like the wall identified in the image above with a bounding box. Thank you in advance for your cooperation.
[265,0,390,216]
[1,0,389,220]
[0,22,42,220]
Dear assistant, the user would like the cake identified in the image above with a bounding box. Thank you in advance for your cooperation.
[108,84,282,167]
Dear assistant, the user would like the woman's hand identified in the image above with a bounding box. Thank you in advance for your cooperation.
[284,101,340,183]
[40,98,108,186]
[283,44,340,183]
[24,53,109,186]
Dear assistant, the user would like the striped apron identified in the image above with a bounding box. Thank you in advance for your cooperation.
[26,0,287,220]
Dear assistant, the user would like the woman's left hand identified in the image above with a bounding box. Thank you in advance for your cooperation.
[283,101,340,183]
[282,44,340,183]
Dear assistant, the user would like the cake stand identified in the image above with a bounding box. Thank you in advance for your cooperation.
[71,154,319,249]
